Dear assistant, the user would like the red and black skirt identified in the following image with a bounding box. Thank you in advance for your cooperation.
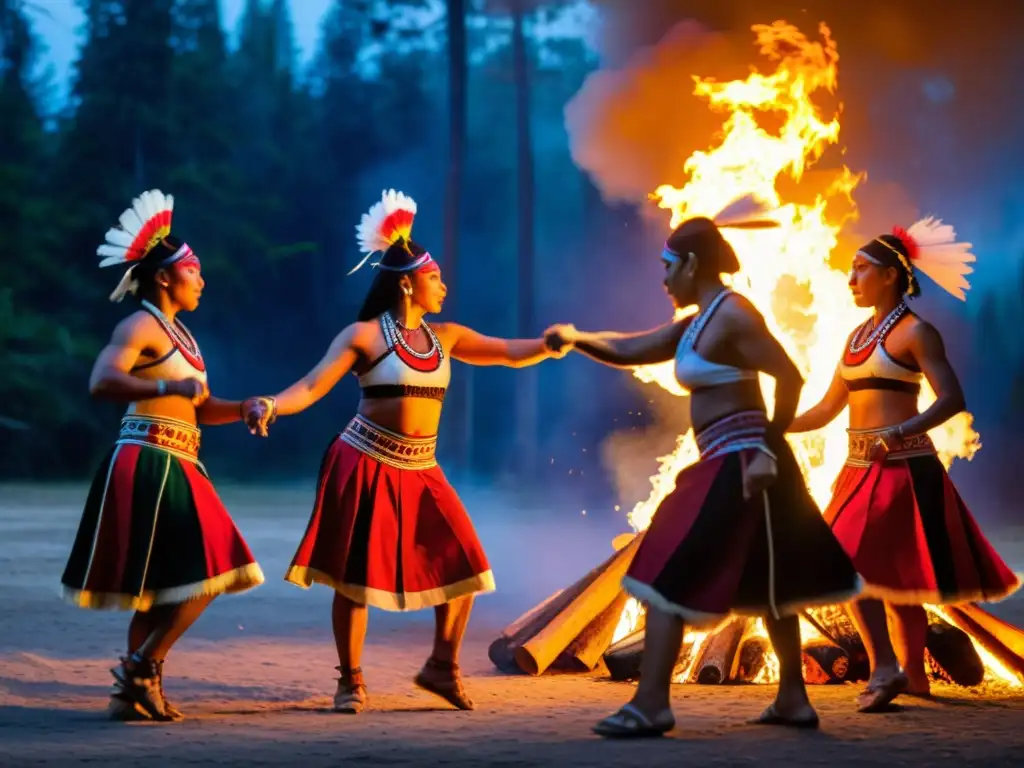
[824,428,1021,605]
[284,415,495,611]
[60,415,265,611]
[622,411,862,624]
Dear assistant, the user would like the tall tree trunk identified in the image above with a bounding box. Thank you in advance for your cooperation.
[446,0,471,472]
[512,0,536,473]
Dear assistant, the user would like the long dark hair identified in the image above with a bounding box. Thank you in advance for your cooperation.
[355,237,430,321]
[665,217,740,277]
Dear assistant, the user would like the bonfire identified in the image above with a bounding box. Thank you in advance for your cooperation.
[490,20,1024,690]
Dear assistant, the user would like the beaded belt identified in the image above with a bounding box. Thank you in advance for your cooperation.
[846,428,936,467]
[695,410,775,461]
[117,414,201,462]
[340,414,437,470]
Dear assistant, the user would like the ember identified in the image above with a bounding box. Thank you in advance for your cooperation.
[490,20,1024,691]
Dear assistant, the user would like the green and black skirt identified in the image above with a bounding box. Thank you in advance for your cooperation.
[60,414,264,611]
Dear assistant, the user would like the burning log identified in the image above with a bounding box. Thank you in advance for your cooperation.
[674,626,717,682]
[804,606,870,682]
[732,619,771,683]
[799,610,854,683]
[489,525,1024,689]
[692,618,745,684]
[604,627,645,682]
[958,604,1024,658]
[801,639,849,684]
[487,534,643,676]
[925,616,985,687]
[488,588,566,674]
[552,592,630,673]
[942,605,1024,681]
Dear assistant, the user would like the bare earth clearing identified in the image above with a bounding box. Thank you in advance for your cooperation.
[2,484,1023,766]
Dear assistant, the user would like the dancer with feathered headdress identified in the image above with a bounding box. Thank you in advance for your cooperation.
[60,190,267,723]
[544,197,862,736]
[241,189,570,714]
[788,216,1020,712]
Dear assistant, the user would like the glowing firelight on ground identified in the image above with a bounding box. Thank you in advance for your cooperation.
[607,20,1017,688]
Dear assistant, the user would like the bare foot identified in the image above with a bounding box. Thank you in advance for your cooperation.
[856,671,909,712]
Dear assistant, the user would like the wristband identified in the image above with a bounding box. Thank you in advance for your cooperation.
[263,396,278,423]
[156,380,167,396]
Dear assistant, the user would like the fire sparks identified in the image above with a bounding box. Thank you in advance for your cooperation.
[608,20,1015,688]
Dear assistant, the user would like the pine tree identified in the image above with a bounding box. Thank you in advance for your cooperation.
[0,1,99,472]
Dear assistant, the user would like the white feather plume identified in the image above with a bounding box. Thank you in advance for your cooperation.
[103,228,135,248]
[108,266,140,303]
[712,194,778,228]
[905,216,976,301]
[350,189,418,275]
[97,189,175,267]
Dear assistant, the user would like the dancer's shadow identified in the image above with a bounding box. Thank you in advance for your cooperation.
[205,699,456,716]
[0,704,115,731]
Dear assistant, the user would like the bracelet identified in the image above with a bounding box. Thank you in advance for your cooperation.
[156,380,167,396]
[262,396,278,424]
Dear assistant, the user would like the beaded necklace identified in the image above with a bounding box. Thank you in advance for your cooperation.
[141,299,205,372]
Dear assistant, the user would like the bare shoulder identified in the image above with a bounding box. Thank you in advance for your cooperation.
[110,310,161,346]
[427,321,465,346]
[720,291,766,329]
[343,320,380,350]
[906,315,945,350]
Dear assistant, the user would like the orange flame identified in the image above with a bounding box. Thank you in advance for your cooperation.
[618,19,979,533]
[608,20,1009,686]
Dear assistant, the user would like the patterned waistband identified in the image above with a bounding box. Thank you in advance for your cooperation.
[117,415,201,462]
[846,428,936,467]
[340,414,438,470]
[696,410,774,461]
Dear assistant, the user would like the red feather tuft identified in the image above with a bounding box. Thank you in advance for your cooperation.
[130,217,164,261]
[891,226,919,261]
[380,209,415,244]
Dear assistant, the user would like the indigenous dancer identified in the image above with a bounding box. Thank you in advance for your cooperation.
[60,190,265,722]
[546,198,862,737]
[243,189,567,714]
[788,217,1021,711]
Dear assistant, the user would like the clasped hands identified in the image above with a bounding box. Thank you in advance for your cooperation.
[543,323,578,357]
[240,396,278,437]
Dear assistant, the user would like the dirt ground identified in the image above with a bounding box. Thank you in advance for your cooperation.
[2,483,1023,767]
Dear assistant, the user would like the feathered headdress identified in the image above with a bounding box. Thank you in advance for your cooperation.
[349,189,434,275]
[661,193,780,270]
[859,216,976,301]
[711,194,781,230]
[97,189,194,302]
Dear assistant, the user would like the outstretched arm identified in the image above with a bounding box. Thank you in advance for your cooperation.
[272,323,365,417]
[787,366,848,433]
[552,319,689,369]
[894,322,966,436]
[726,302,803,433]
[439,323,560,368]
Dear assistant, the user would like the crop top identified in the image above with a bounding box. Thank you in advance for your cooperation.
[839,303,921,395]
[674,289,759,391]
[355,312,450,402]
[127,301,208,414]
